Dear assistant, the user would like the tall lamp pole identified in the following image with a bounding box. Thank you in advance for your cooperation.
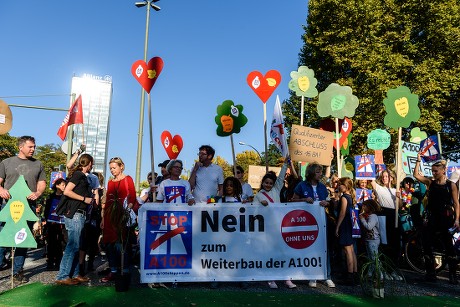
[238,141,263,163]
[134,0,161,190]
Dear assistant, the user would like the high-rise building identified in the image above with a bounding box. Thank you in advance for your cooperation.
[70,74,113,179]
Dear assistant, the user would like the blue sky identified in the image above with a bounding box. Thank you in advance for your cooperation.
[0,0,308,181]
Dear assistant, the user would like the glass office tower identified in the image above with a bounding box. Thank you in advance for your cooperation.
[70,74,113,179]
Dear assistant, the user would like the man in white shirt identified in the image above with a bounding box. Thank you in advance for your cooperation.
[189,145,223,203]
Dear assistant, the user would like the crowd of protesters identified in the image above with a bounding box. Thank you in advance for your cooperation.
[0,138,459,291]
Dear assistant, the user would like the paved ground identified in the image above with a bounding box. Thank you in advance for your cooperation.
[1,246,459,297]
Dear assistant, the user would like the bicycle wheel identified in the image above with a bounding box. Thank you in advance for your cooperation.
[405,231,426,274]
[405,230,446,274]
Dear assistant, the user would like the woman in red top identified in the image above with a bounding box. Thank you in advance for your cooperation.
[100,157,138,282]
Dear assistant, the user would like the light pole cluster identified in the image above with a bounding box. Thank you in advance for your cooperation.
[134,0,161,190]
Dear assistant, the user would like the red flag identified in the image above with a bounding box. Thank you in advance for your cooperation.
[57,95,83,141]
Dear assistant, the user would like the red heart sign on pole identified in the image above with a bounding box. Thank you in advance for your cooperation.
[247,70,281,103]
[131,57,164,93]
[160,131,183,159]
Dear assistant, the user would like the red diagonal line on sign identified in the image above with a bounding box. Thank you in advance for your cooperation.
[150,226,185,251]
[167,192,181,203]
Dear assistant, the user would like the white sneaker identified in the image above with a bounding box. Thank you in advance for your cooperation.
[268,281,278,289]
[308,280,317,288]
[324,279,335,288]
[391,272,403,281]
[285,280,297,289]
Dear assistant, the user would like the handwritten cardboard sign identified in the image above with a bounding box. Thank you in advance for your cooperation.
[247,165,282,189]
[289,125,334,166]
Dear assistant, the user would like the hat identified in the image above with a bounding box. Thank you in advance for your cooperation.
[158,160,170,168]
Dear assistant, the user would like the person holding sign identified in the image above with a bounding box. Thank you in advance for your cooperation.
[370,169,402,281]
[253,158,297,289]
[0,136,46,285]
[291,163,335,288]
[189,145,224,203]
[413,155,460,284]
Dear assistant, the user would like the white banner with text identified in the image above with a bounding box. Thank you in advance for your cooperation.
[138,202,327,283]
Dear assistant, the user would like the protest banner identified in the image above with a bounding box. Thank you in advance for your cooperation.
[401,141,432,177]
[289,125,334,166]
[138,202,327,283]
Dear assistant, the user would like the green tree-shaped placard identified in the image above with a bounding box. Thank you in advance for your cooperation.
[0,175,38,248]
[383,86,420,130]
[367,129,391,151]
[409,127,427,143]
[288,66,318,98]
[317,83,359,119]
[215,100,248,137]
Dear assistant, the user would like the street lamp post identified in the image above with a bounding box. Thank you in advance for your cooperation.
[134,0,161,190]
[238,141,263,163]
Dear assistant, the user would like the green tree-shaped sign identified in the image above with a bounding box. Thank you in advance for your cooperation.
[288,66,318,98]
[0,175,38,248]
[215,100,248,137]
[383,86,420,130]
[317,83,359,119]
[367,129,391,151]
[409,127,427,143]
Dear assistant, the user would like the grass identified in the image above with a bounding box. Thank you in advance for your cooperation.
[0,282,459,307]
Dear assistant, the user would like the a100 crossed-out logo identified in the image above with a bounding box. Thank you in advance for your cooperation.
[145,210,192,269]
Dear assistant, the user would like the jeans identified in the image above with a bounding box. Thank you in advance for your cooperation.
[56,212,85,280]
[365,239,380,276]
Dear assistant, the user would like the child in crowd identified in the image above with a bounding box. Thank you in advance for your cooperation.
[335,177,358,285]
[359,199,381,277]
[216,177,248,289]
[44,178,67,270]
[219,177,243,203]
[253,159,297,289]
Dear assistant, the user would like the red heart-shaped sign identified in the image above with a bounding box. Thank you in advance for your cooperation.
[131,57,164,94]
[160,131,183,160]
[247,70,281,103]
[320,117,353,149]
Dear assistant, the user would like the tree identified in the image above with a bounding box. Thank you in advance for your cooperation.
[261,144,284,167]
[235,150,261,182]
[284,0,460,164]
[215,156,233,179]
[34,144,67,199]
[0,133,18,161]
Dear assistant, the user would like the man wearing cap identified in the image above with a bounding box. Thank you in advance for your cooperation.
[155,160,170,186]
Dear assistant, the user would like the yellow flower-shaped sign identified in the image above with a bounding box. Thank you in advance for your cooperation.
[288,66,318,98]
[383,86,420,130]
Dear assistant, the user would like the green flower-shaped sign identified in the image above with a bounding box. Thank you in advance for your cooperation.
[317,83,359,119]
[383,86,420,130]
[215,100,248,137]
[409,127,427,143]
[288,66,318,98]
[367,129,391,150]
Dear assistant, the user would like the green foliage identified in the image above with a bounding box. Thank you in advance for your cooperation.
[35,144,67,199]
[261,144,284,167]
[0,133,18,160]
[284,0,460,163]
